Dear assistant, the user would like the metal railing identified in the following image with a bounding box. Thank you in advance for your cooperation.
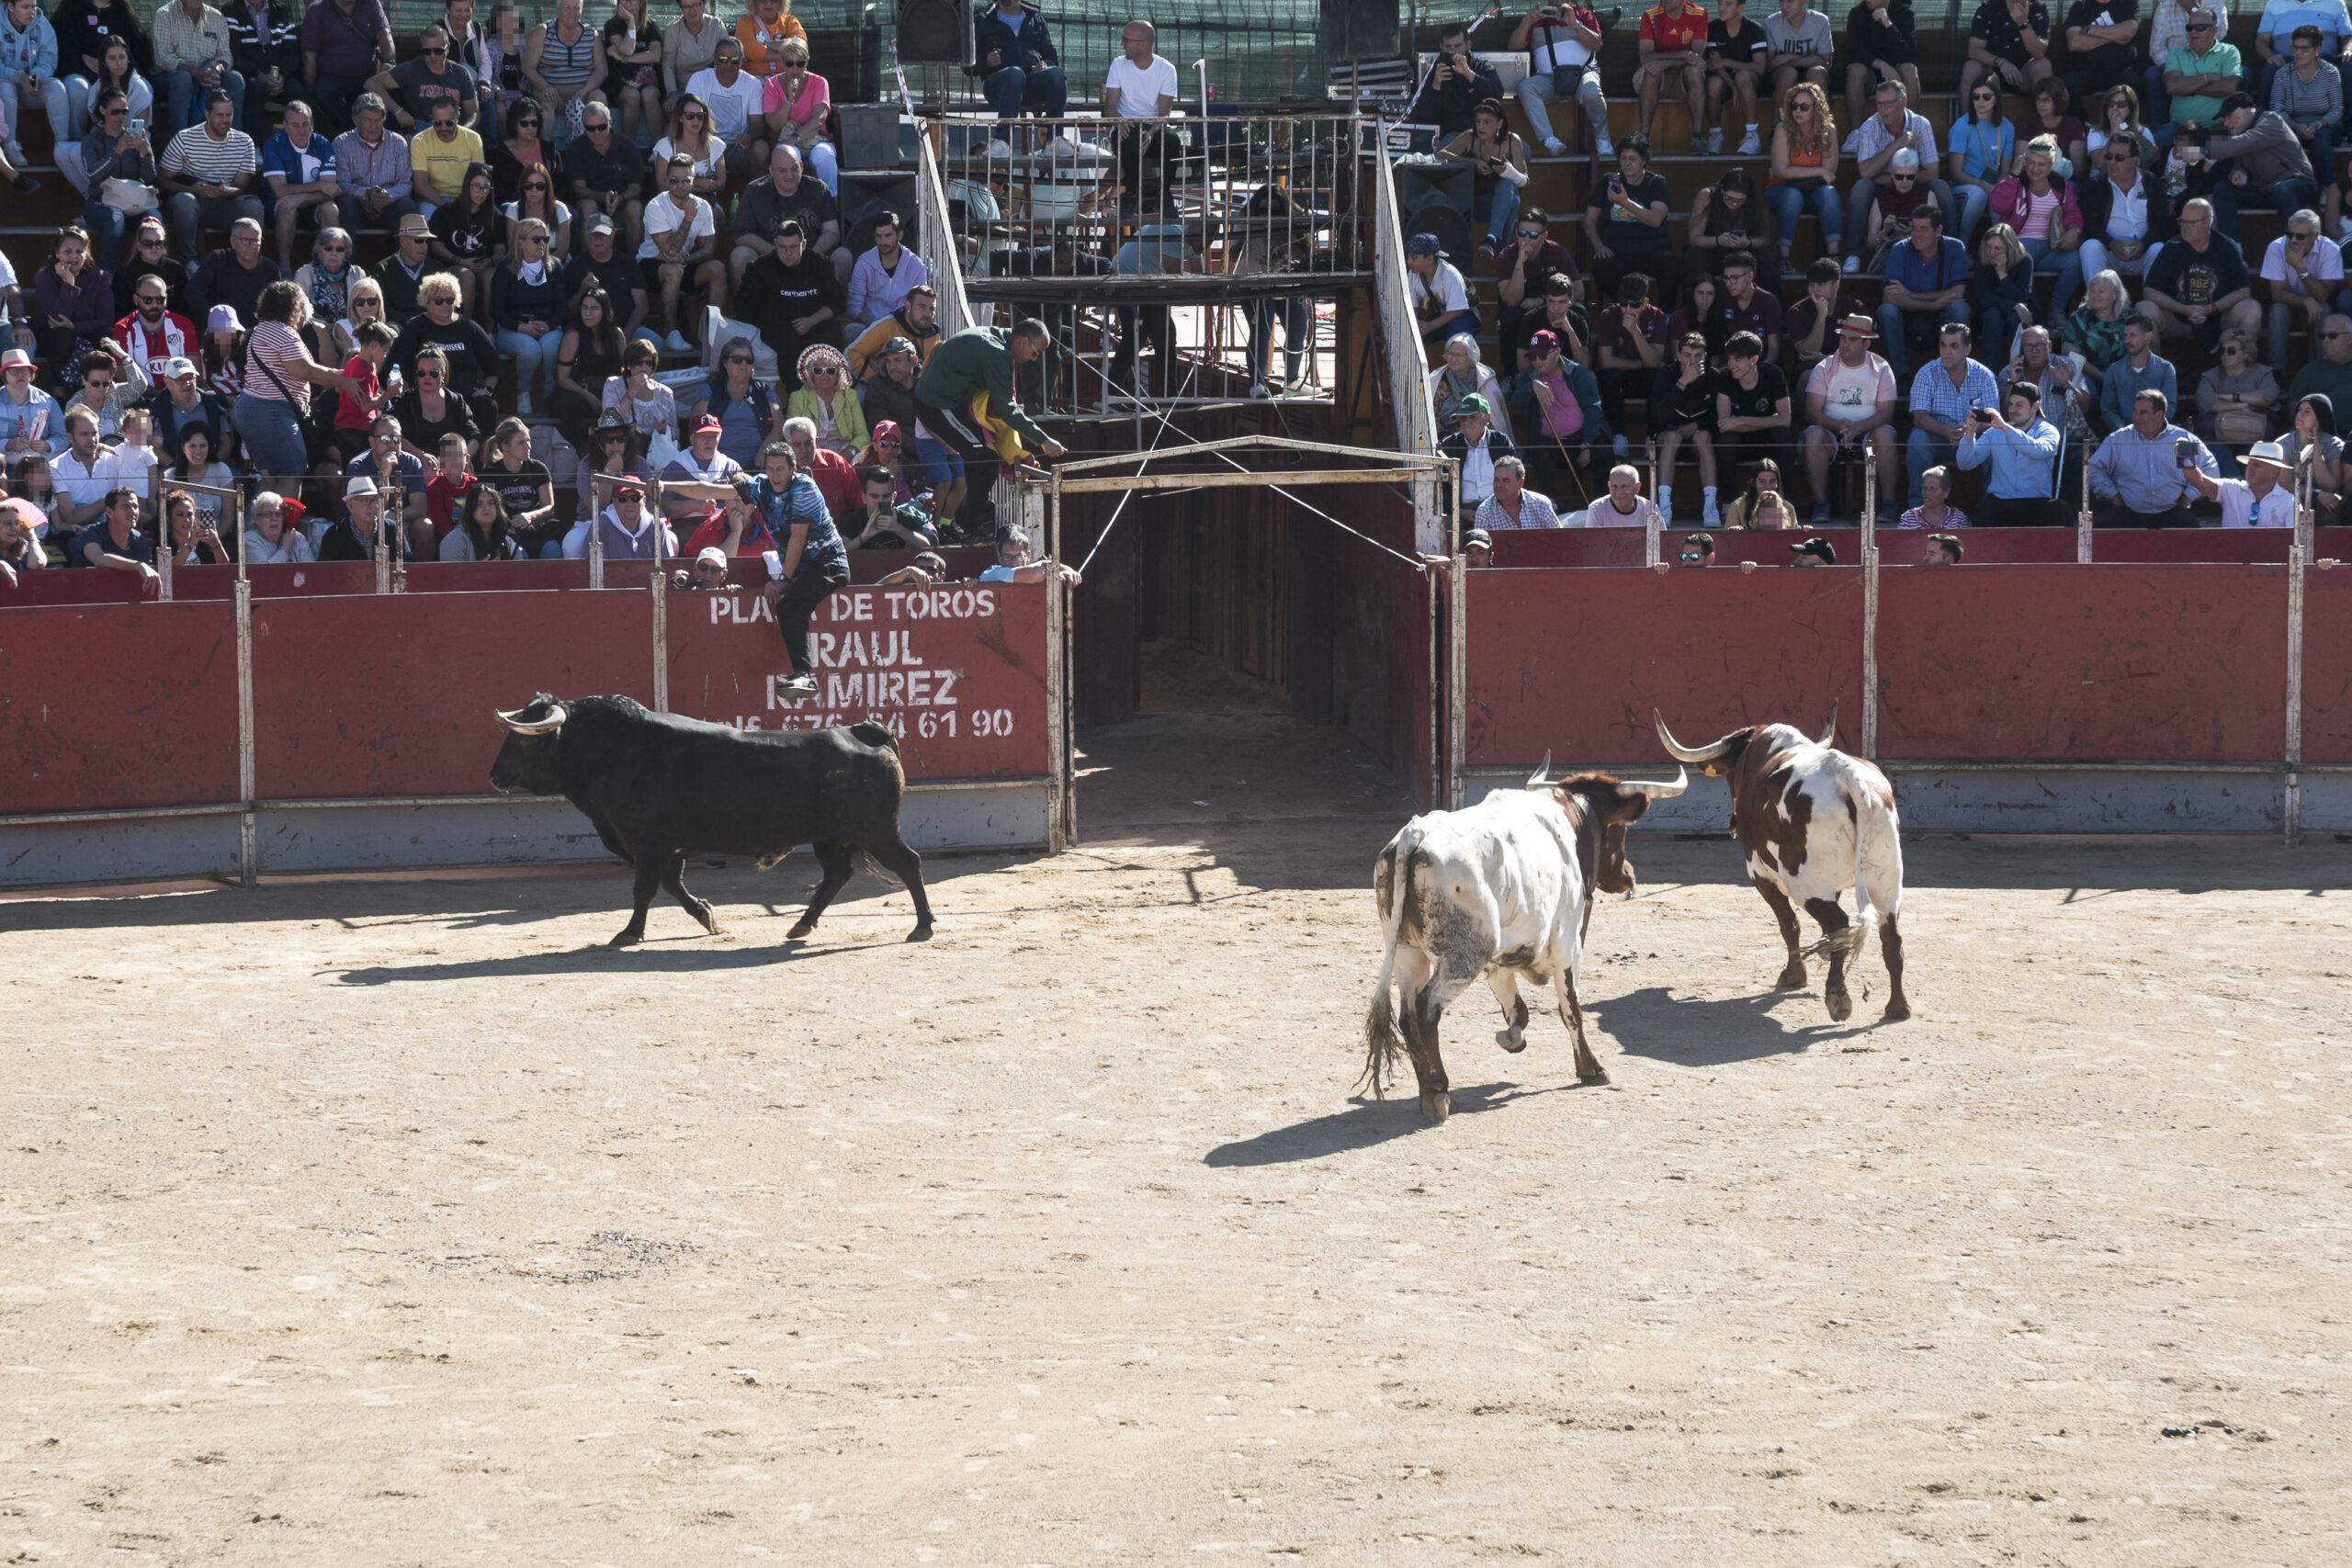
[935,110,1367,413]
[1371,118,1440,462]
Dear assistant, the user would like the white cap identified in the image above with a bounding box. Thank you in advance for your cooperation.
[695,546,728,567]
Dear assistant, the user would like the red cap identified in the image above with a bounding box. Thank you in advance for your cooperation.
[691,413,722,434]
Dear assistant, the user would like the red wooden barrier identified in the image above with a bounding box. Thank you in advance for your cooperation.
[1877,565,2289,761]
[665,581,1050,780]
[248,591,658,800]
[0,601,240,813]
[2302,567,2352,765]
[1464,568,1866,767]
[1484,526,2352,570]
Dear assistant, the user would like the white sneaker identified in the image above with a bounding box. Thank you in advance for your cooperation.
[1705,128,1724,154]
[517,389,534,416]
[662,330,694,355]
[1542,137,1565,157]
[1702,498,1722,526]
[777,672,819,699]
[1611,434,1629,457]
[1737,128,1762,156]
[1594,134,1614,157]
[1657,487,1674,519]
[1842,254,1861,275]
[1249,380,1271,400]
[987,138,1014,160]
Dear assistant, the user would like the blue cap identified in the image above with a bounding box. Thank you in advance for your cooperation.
[1406,232,1444,257]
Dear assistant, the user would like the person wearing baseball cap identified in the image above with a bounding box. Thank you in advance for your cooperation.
[588,473,680,562]
[659,410,748,525]
[1799,311,1901,525]
[140,353,230,457]
[1440,389,1518,524]
[1406,232,1478,345]
[1791,535,1838,565]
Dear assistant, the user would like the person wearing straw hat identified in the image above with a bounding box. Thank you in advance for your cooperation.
[2181,436,2300,526]
[316,472,406,560]
[1800,311,1899,525]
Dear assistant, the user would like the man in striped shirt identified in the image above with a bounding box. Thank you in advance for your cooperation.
[160,86,262,263]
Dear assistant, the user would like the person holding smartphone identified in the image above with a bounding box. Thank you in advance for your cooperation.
[1510,0,1608,157]
[1408,22,1502,140]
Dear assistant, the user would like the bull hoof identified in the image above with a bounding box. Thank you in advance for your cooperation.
[1775,963,1808,990]
[1494,1028,1528,1054]
[785,920,817,940]
[1883,996,1912,1022]
[1419,1090,1451,1125]
[906,923,934,942]
[1825,987,1854,1023]
[608,930,643,949]
[1578,1067,1610,1085]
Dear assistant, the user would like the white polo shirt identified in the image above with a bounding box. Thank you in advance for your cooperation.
[1104,52,1180,118]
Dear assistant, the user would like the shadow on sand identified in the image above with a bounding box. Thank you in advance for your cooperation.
[330,931,907,985]
[1588,983,1886,1066]
[1203,1079,1585,1166]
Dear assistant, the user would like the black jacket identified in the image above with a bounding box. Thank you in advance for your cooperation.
[2075,174,2177,248]
[968,3,1059,78]
[317,518,406,561]
[187,251,287,329]
[1409,51,1505,139]
[224,0,300,80]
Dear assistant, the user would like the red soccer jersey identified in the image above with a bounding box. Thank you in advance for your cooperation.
[1639,2,1709,54]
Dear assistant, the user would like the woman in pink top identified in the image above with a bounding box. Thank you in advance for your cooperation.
[1985,137,2085,314]
[763,36,835,193]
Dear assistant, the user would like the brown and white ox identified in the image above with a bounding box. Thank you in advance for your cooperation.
[1363,761,1689,1124]
[1654,705,1910,1023]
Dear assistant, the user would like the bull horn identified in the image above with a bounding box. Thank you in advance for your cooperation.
[1654,709,1732,764]
[1525,750,1554,791]
[494,703,569,735]
[1818,700,1839,748]
[1617,766,1688,800]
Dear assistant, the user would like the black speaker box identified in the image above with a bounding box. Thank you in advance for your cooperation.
[838,102,914,169]
[1394,162,1473,219]
[1320,0,1400,62]
[839,172,922,255]
[897,0,976,67]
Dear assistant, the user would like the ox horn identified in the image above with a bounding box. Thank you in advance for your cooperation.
[1617,766,1688,800]
[1818,700,1839,748]
[1653,709,1732,764]
[494,702,569,735]
[1525,750,1555,791]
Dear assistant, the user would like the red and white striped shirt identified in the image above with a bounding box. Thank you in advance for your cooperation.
[113,310,197,381]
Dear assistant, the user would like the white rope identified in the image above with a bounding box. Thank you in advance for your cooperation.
[1071,354,1203,576]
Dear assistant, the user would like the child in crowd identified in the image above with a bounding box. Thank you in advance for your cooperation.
[426,432,477,542]
[334,321,401,464]
[116,409,158,513]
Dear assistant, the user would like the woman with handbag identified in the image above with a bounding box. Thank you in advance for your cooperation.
[231,278,361,491]
[2197,333,2283,476]
[77,86,158,273]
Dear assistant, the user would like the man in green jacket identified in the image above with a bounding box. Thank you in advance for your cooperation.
[915,320,1067,535]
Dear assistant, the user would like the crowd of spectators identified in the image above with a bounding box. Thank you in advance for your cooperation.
[1412,0,2352,532]
[0,0,1111,581]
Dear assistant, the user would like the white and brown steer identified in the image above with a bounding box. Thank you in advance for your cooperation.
[1654,705,1910,1023]
[1363,761,1688,1124]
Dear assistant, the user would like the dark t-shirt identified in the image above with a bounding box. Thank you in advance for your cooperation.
[1592,169,1674,254]
[1971,0,2052,64]
[1716,363,1791,423]
[2145,235,2247,308]
[565,248,646,310]
[1666,367,1717,428]
[390,315,501,394]
[69,522,155,567]
[483,457,553,520]
[2062,0,2137,76]
[431,199,501,262]
[389,57,480,121]
[1707,17,1769,65]
[563,130,646,197]
[601,15,662,78]
[1845,2,1917,63]
[1715,288,1785,344]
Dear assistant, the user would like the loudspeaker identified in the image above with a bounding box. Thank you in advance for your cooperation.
[1320,0,1400,62]
[838,172,921,255]
[838,102,914,169]
[896,0,976,67]
[1396,162,1475,272]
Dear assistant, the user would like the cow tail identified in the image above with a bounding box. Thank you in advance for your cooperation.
[1359,829,1417,1100]
[1838,772,1890,970]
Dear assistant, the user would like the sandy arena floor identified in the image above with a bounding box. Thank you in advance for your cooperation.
[4,714,2348,1566]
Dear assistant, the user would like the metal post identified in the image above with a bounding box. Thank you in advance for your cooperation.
[1426,556,1441,811]
[588,520,605,591]
[233,575,255,888]
[1644,438,1660,568]
[2076,445,2094,563]
[157,519,175,602]
[1045,470,1068,853]
[373,494,391,595]
[1861,451,1881,761]
[1448,549,1466,808]
[2286,451,2312,845]
[650,567,670,713]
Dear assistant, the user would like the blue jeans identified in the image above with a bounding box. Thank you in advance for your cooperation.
[1248,294,1313,385]
[497,327,559,400]
[233,394,311,488]
[1484,178,1522,252]
[1874,299,1972,383]
[2019,236,2084,316]
[164,68,245,137]
[1766,181,1841,254]
[983,65,1068,124]
[1951,184,1992,247]
[83,200,129,272]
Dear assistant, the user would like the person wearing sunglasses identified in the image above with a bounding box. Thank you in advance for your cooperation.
[2160,11,2239,143]
[366,23,480,136]
[76,87,159,276]
[761,37,833,194]
[562,103,645,254]
[2075,132,2173,291]
[488,95,554,204]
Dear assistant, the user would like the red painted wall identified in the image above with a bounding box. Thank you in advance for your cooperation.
[2301,568,2352,764]
[0,602,241,813]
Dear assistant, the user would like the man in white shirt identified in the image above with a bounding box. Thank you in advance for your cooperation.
[1407,232,1477,344]
[1475,454,1564,529]
[2261,209,2345,367]
[1102,20,1178,217]
[1799,313,1900,523]
[1573,462,1665,527]
[1510,1,1609,157]
[50,407,137,530]
[638,153,722,354]
[2184,436,2301,525]
[687,39,773,179]
[659,412,746,525]
[1844,78,1954,276]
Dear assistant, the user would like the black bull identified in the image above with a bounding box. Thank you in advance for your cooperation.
[489,694,935,946]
